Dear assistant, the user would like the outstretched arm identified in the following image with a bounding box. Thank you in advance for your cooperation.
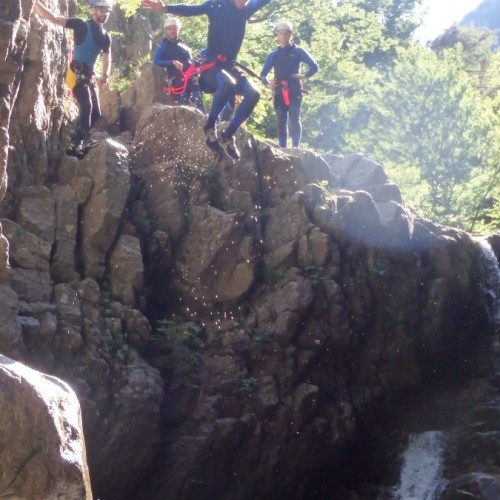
[142,0,209,16]
[34,0,68,27]
[245,0,272,18]
[142,0,165,12]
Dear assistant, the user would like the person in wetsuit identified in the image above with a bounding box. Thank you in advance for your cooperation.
[142,0,272,161]
[34,0,112,153]
[153,16,205,113]
[260,21,318,148]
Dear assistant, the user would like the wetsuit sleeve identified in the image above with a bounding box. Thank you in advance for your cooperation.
[165,1,211,16]
[259,51,275,84]
[153,43,174,69]
[245,0,272,17]
[297,47,319,78]
[66,17,87,44]
[102,33,111,54]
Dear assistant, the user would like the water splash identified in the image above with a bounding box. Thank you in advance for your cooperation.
[393,431,447,500]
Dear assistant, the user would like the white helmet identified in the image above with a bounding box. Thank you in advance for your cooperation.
[276,21,293,32]
[91,0,113,9]
[164,16,182,29]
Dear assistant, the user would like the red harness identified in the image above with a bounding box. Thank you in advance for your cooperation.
[280,80,290,106]
[163,54,228,95]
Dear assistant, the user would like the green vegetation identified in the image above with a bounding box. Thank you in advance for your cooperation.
[152,320,206,387]
[111,0,500,232]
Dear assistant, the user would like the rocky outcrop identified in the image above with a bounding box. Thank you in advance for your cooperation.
[0,353,91,499]
[1,0,32,203]
[126,106,491,500]
[1,97,493,499]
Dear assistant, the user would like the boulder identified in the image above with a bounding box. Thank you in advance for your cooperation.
[0,354,92,499]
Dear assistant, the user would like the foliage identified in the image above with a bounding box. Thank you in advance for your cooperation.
[348,44,500,229]
[152,320,206,387]
[115,0,142,18]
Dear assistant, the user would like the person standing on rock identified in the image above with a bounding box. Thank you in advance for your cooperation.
[154,16,206,113]
[34,0,112,156]
[142,0,273,161]
[260,21,318,148]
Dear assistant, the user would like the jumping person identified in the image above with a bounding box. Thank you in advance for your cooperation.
[154,16,206,113]
[34,0,112,156]
[142,0,273,161]
[260,22,318,148]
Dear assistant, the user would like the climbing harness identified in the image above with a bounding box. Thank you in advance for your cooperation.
[280,80,290,106]
[70,61,97,87]
[233,61,262,81]
[270,80,310,104]
[163,54,227,95]
[163,54,263,95]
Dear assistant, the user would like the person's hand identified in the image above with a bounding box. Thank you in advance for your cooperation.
[142,0,165,11]
[266,79,277,89]
[292,73,307,81]
[97,74,109,88]
[172,60,183,71]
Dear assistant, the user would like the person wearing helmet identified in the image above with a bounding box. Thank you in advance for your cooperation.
[260,22,318,148]
[153,17,205,113]
[142,0,273,161]
[34,0,112,156]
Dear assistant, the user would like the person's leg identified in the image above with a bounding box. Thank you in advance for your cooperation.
[203,68,236,129]
[217,76,259,160]
[187,80,206,113]
[274,94,288,148]
[200,68,236,152]
[89,83,101,129]
[219,93,235,121]
[175,92,189,105]
[288,95,303,148]
[72,82,93,142]
[221,75,259,138]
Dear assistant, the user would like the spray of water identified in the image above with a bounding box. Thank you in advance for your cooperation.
[393,431,447,500]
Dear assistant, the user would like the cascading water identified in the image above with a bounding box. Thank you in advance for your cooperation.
[344,236,500,500]
[476,237,500,323]
[393,431,447,500]
[476,237,500,371]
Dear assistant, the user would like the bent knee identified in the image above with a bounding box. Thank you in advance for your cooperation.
[246,87,260,106]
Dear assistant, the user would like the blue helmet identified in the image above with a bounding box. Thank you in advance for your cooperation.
[90,0,113,9]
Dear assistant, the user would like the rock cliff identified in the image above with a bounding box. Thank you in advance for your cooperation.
[0,1,497,499]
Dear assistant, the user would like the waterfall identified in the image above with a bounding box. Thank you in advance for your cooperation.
[393,431,447,500]
[476,237,500,323]
[476,237,500,370]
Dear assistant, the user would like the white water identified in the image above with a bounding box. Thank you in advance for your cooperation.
[476,237,500,323]
[393,431,447,500]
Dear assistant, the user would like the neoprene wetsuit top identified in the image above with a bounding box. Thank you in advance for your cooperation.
[66,18,111,73]
[165,0,272,63]
[260,43,318,90]
[154,38,194,80]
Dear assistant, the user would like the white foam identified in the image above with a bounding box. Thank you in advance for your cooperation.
[476,237,500,322]
[393,431,447,500]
